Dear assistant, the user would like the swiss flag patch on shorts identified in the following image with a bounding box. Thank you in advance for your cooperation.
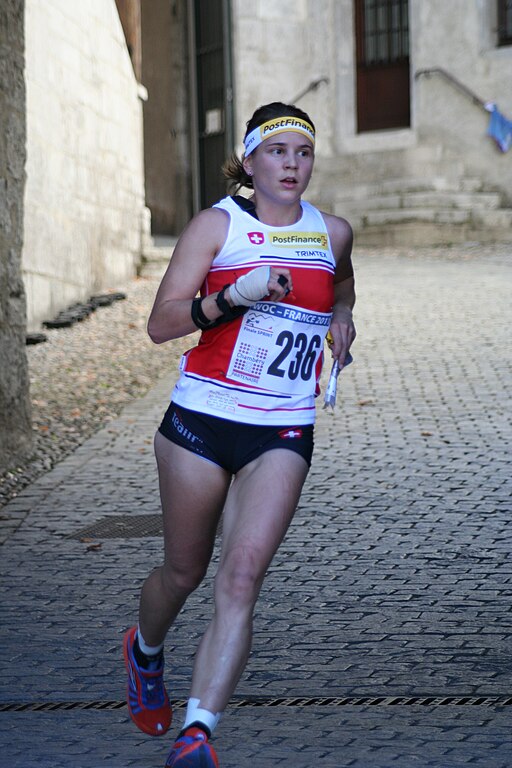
[278,428,303,440]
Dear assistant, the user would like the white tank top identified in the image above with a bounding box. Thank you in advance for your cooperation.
[171,196,336,425]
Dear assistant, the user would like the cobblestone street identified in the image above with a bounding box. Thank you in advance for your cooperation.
[1,245,511,767]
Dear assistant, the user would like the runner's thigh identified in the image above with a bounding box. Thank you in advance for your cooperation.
[219,448,309,574]
[154,430,231,567]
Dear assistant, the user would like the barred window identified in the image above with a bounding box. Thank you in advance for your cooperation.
[498,0,512,45]
[361,0,409,65]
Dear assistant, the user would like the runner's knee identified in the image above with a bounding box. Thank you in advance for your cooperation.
[215,546,265,608]
[160,559,208,598]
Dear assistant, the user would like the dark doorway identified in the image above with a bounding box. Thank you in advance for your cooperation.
[141,0,191,235]
[355,0,410,132]
[190,0,234,211]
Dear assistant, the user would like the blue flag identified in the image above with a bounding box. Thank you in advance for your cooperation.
[486,103,512,153]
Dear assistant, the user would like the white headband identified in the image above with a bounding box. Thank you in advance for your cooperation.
[244,116,315,156]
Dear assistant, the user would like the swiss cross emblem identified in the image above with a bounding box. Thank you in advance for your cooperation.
[278,428,303,440]
[248,232,265,245]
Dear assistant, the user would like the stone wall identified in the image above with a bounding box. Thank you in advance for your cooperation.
[0,0,32,470]
[23,0,146,331]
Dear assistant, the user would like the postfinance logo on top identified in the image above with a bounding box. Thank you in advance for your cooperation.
[269,231,328,249]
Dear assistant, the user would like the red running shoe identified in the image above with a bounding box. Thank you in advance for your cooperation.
[123,626,172,736]
[165,727,219,767]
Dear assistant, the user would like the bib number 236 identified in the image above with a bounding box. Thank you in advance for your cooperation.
[226,301,330,395]
[267,330,322,382]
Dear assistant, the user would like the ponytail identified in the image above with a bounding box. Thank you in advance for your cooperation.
[222,152,253,192]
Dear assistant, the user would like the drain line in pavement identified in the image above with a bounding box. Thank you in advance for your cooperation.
[1,695,511,713]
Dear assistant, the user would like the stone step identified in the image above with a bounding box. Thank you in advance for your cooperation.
[341,204,512,230]
[352,220,512,247]
[373,176,485,195]
[312,172,486,201]
[472,208,512,227]
[364,207,472,226]
[338,190,502,212]
[331,177,493,200]
[350,206,512,224]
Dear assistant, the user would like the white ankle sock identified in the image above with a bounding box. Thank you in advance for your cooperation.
[184,697,222,735]
[136,625,164,657]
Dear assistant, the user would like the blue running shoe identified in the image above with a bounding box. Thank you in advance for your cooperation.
[123,626,172,736]
[165,726,219,767]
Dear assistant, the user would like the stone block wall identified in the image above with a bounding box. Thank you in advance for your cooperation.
[23,0,146,331]
[0,0,32,470]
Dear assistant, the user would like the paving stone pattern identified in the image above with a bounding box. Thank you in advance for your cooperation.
[0,247,511,767]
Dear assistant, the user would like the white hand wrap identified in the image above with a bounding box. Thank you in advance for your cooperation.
[228,266,271,307]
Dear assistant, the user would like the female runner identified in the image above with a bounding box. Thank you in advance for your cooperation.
[124,101,356,767]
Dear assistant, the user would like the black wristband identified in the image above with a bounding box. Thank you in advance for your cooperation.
[214,285,249,324]
[215,285,232,315]
[191,297,214,330]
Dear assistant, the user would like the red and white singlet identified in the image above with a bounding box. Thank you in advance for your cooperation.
[171,196,336,426]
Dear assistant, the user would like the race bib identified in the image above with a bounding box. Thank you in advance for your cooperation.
[226,301,331,395]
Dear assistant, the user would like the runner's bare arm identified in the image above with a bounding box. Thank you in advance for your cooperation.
[148,209,293,344]
[323,213,356,364]
[147,208,229,343]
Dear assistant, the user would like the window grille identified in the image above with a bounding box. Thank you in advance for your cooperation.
[361,0,409,65]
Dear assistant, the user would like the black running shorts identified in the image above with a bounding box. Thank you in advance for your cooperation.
[158,402,314,474]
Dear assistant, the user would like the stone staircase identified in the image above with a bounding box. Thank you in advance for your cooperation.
[311,176,512,247]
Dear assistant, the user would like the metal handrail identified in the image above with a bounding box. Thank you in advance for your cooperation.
[415,68,488,111]
[291,77,329,104]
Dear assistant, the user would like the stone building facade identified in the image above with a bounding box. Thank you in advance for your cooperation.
[231,0,512,245]
[140,0,512,246]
